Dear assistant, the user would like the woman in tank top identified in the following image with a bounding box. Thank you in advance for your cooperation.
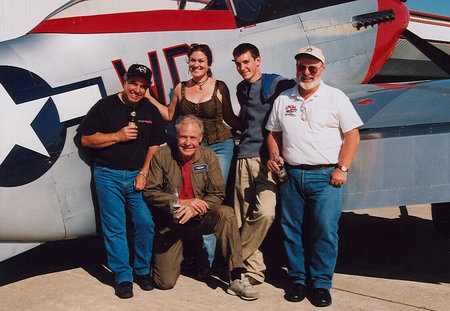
[146,43,242,182]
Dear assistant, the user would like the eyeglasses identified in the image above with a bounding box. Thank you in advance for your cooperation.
[300,102,307,121]
[297,64,323,74]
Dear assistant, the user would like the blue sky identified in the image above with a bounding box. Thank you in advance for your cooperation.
[406,0,450,17]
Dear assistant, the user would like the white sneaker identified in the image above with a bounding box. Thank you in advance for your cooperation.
[226,274,260,300]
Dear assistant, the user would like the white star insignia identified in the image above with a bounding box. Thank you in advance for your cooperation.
[0,84,50,164]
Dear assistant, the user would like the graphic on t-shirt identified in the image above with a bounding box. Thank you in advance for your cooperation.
[284,105,298,117]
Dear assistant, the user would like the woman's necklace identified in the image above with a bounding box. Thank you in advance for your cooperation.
[192,77,209,90]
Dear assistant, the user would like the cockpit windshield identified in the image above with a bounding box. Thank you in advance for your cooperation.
[232,0,353,28]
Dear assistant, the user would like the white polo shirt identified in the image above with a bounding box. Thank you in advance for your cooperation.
[265,82,363,166]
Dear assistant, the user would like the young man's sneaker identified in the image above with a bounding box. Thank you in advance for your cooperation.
[115,281,133,299]
[245,274,262,285]
[226,274,259,300]
[134,273,154,291]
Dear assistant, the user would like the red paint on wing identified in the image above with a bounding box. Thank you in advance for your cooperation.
[376,83,417,90]
[358,99,373,105]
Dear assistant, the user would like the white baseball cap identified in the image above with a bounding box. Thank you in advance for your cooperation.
[295,46,325,64]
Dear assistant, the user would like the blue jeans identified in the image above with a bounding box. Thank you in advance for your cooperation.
[94,165,155,283]
[202,138,234,183]
[280,165,344,290]
[200,138,234,266]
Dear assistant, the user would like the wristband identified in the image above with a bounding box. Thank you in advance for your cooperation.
[139,172,148,178]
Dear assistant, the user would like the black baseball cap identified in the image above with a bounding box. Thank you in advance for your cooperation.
[126,64,152,85]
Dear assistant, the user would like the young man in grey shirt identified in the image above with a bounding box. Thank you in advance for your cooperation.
[232,43,295,285]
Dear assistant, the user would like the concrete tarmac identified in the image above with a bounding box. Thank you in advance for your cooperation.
[1,205,449,311]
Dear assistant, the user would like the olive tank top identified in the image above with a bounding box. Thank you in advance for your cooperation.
[179,80,232,144]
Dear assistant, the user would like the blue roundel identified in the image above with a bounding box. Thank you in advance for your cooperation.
[0,66,66,187]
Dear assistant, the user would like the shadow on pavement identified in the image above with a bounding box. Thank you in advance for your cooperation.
[336,211,450,284]
[0,237,112,287]
[1,211,449,288]
[261,210,450,287]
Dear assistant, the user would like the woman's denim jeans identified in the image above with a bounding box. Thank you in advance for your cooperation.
[199,138,234,267]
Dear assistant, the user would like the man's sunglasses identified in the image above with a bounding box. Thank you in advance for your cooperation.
[297,65,323,74]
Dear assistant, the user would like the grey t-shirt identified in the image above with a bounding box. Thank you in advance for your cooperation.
[236,74,295,160]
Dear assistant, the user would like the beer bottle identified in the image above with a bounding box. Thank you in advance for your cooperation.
[170,189,181,223]
[272,151,288,182]
[129,111,136,126]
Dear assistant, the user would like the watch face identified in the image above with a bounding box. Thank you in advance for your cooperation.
[339,165,348,172]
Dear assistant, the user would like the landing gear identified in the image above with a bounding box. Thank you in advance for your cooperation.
[399,205,409,218]
[431,203,450,237]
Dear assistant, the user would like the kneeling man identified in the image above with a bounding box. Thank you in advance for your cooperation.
[143,114,259,300]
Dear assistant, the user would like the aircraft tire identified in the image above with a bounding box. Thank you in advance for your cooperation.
[431,203,450,238]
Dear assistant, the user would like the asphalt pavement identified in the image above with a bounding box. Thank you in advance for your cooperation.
[0,205,449,311]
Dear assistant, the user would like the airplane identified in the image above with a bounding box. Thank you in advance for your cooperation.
[1,0,449,262]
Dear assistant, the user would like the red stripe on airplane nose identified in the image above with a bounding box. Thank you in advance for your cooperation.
[362,0,410,83]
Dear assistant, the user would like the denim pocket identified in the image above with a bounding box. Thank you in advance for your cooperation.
[320,166,333,176]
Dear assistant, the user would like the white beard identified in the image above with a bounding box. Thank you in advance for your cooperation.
[299,79,321,90]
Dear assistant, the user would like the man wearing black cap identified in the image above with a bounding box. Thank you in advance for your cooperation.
[77,64,166,298]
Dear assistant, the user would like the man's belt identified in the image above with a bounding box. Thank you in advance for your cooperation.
[289,164,337,170]
[96,163,137,171]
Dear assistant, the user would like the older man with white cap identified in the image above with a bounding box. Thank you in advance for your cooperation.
[265,46,363,307]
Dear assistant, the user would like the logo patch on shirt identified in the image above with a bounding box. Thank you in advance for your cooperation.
[138,120,153,124]
[284,105,298,116]
[193,164,208,172]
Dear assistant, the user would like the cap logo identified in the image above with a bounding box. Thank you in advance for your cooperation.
[136,66,147,73]
[306,47,313,52]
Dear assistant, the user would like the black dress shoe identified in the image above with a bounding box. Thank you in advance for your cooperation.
[284,283,307,302]
[135,273,154,291]
[310,288,332,307]
[115,281,133,299]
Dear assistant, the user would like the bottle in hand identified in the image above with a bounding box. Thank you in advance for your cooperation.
[272,151,288,182]
[170,189,181,223]
[129,111,137,126]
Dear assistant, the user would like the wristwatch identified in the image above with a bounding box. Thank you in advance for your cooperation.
[337,164,349,172]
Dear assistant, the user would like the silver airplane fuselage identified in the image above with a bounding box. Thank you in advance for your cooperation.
[0,0,419,260]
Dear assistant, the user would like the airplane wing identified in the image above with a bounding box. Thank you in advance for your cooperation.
[345,80,450,129]
[341,80,450,212]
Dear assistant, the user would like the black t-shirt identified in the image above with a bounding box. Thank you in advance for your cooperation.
[77,94,166,171]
